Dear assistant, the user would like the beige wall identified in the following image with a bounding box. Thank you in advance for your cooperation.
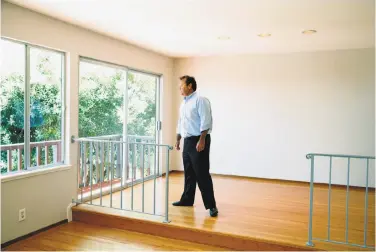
[174,49,375,187]
[1,2,174,243]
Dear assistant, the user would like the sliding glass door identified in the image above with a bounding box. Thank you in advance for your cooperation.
[78,58,161,190]
[127,70,159,181]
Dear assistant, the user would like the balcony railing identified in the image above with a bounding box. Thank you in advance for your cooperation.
[0,140,62,173]
[72,135,173,222]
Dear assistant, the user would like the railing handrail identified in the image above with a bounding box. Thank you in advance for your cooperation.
[84,134,155,141]
[0,140,61,151]
[72,137,173,150]
[306,153,375,160]
[128,135,155,140]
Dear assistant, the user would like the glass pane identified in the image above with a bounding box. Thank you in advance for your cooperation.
[79,61,126,138]
[0,39,25,173]
[127,71,157,181]
[29,47,63,167]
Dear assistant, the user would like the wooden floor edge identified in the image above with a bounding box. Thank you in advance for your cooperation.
[170,170,375,191]
[72,206,318,251]
[1,219,68,249]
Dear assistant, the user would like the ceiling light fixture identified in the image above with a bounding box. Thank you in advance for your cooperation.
[217,36,230,40]
[302,29,317,35]
[257,33,271,38]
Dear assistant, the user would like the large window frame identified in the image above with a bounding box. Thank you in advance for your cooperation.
[1,37,66,173]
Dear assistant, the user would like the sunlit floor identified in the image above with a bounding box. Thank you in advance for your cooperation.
[86,172,375,251]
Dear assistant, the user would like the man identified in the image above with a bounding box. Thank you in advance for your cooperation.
[173,75,218,217]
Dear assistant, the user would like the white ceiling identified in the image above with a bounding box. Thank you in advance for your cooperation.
[7,0,376,57]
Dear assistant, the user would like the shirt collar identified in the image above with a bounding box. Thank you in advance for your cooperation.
[184,91,197,101]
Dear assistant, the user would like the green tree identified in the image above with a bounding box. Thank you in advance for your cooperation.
[78,72,123,137]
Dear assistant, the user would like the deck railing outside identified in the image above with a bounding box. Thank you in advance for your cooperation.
[0,140,62,173]
[306,153,375,249]
[72,135,173,223]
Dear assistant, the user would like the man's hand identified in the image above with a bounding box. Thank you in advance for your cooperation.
[196,138,205,152]
[175,134,182,151]
[175,141,181,151]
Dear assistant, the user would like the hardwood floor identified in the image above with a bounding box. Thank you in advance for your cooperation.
[3,222,226,251]
[85,172,375,251]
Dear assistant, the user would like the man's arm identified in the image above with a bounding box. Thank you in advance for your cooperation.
[196,97,212,152]
[176,112,182,150]
[199,130,208,142]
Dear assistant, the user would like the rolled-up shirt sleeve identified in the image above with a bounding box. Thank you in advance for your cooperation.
[177,116,181,135]
[197,97,212,132]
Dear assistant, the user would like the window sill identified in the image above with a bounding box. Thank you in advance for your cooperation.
[1,165,72,183]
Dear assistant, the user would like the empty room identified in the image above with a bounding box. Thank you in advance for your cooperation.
[1,0,375,251]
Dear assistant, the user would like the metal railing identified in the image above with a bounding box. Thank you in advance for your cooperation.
[306,153,375,249]
[87,134,156,179]
[0,140,62,173]
[72,136,173,223]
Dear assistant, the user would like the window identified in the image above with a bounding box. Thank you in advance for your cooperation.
[0,38,65,174]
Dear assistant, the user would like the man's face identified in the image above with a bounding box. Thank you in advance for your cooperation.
[180,80,192,97]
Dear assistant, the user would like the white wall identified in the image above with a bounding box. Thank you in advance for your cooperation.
[173,49,375,187]
[1,2,174,243]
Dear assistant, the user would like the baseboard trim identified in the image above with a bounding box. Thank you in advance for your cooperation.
[1,219,68,249]
[170,170,375,191]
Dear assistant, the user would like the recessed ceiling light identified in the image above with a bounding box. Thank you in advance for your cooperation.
[258,33,271,38]
[302,29,317,35]
[217,36,230,40]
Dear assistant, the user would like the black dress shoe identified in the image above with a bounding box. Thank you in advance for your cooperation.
[172,201,193,207]
[209,207,218,217]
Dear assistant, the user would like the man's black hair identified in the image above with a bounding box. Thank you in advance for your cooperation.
[180,75,197,91]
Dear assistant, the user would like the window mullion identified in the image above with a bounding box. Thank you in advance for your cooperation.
[24,44,31,169]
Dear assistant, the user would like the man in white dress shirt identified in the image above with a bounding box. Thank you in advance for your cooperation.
[173,75,218,217]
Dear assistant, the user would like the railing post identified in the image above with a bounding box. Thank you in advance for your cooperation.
[36,146,41,166]
[110,142,114,208]
[141,144,145,213]
[7,150,12,172]
[95,142,99,184]
[45,146,49,165]
[89,142,93,204]
[131,143,135,211]
[306,155,314,247]
[363,158,369,247]
[52,145,57,164]
[327,156,332,241]
[18,149,22,171]
[345,158,350,243]
[83,143,87,187]
[100,142,104,206]
[164,147,171,223]
[153,145,157,215]
[57,141,62,163]
[120,143,123,209]
[80,143,84,203]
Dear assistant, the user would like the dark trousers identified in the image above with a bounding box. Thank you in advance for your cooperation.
[180,135,216,209]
